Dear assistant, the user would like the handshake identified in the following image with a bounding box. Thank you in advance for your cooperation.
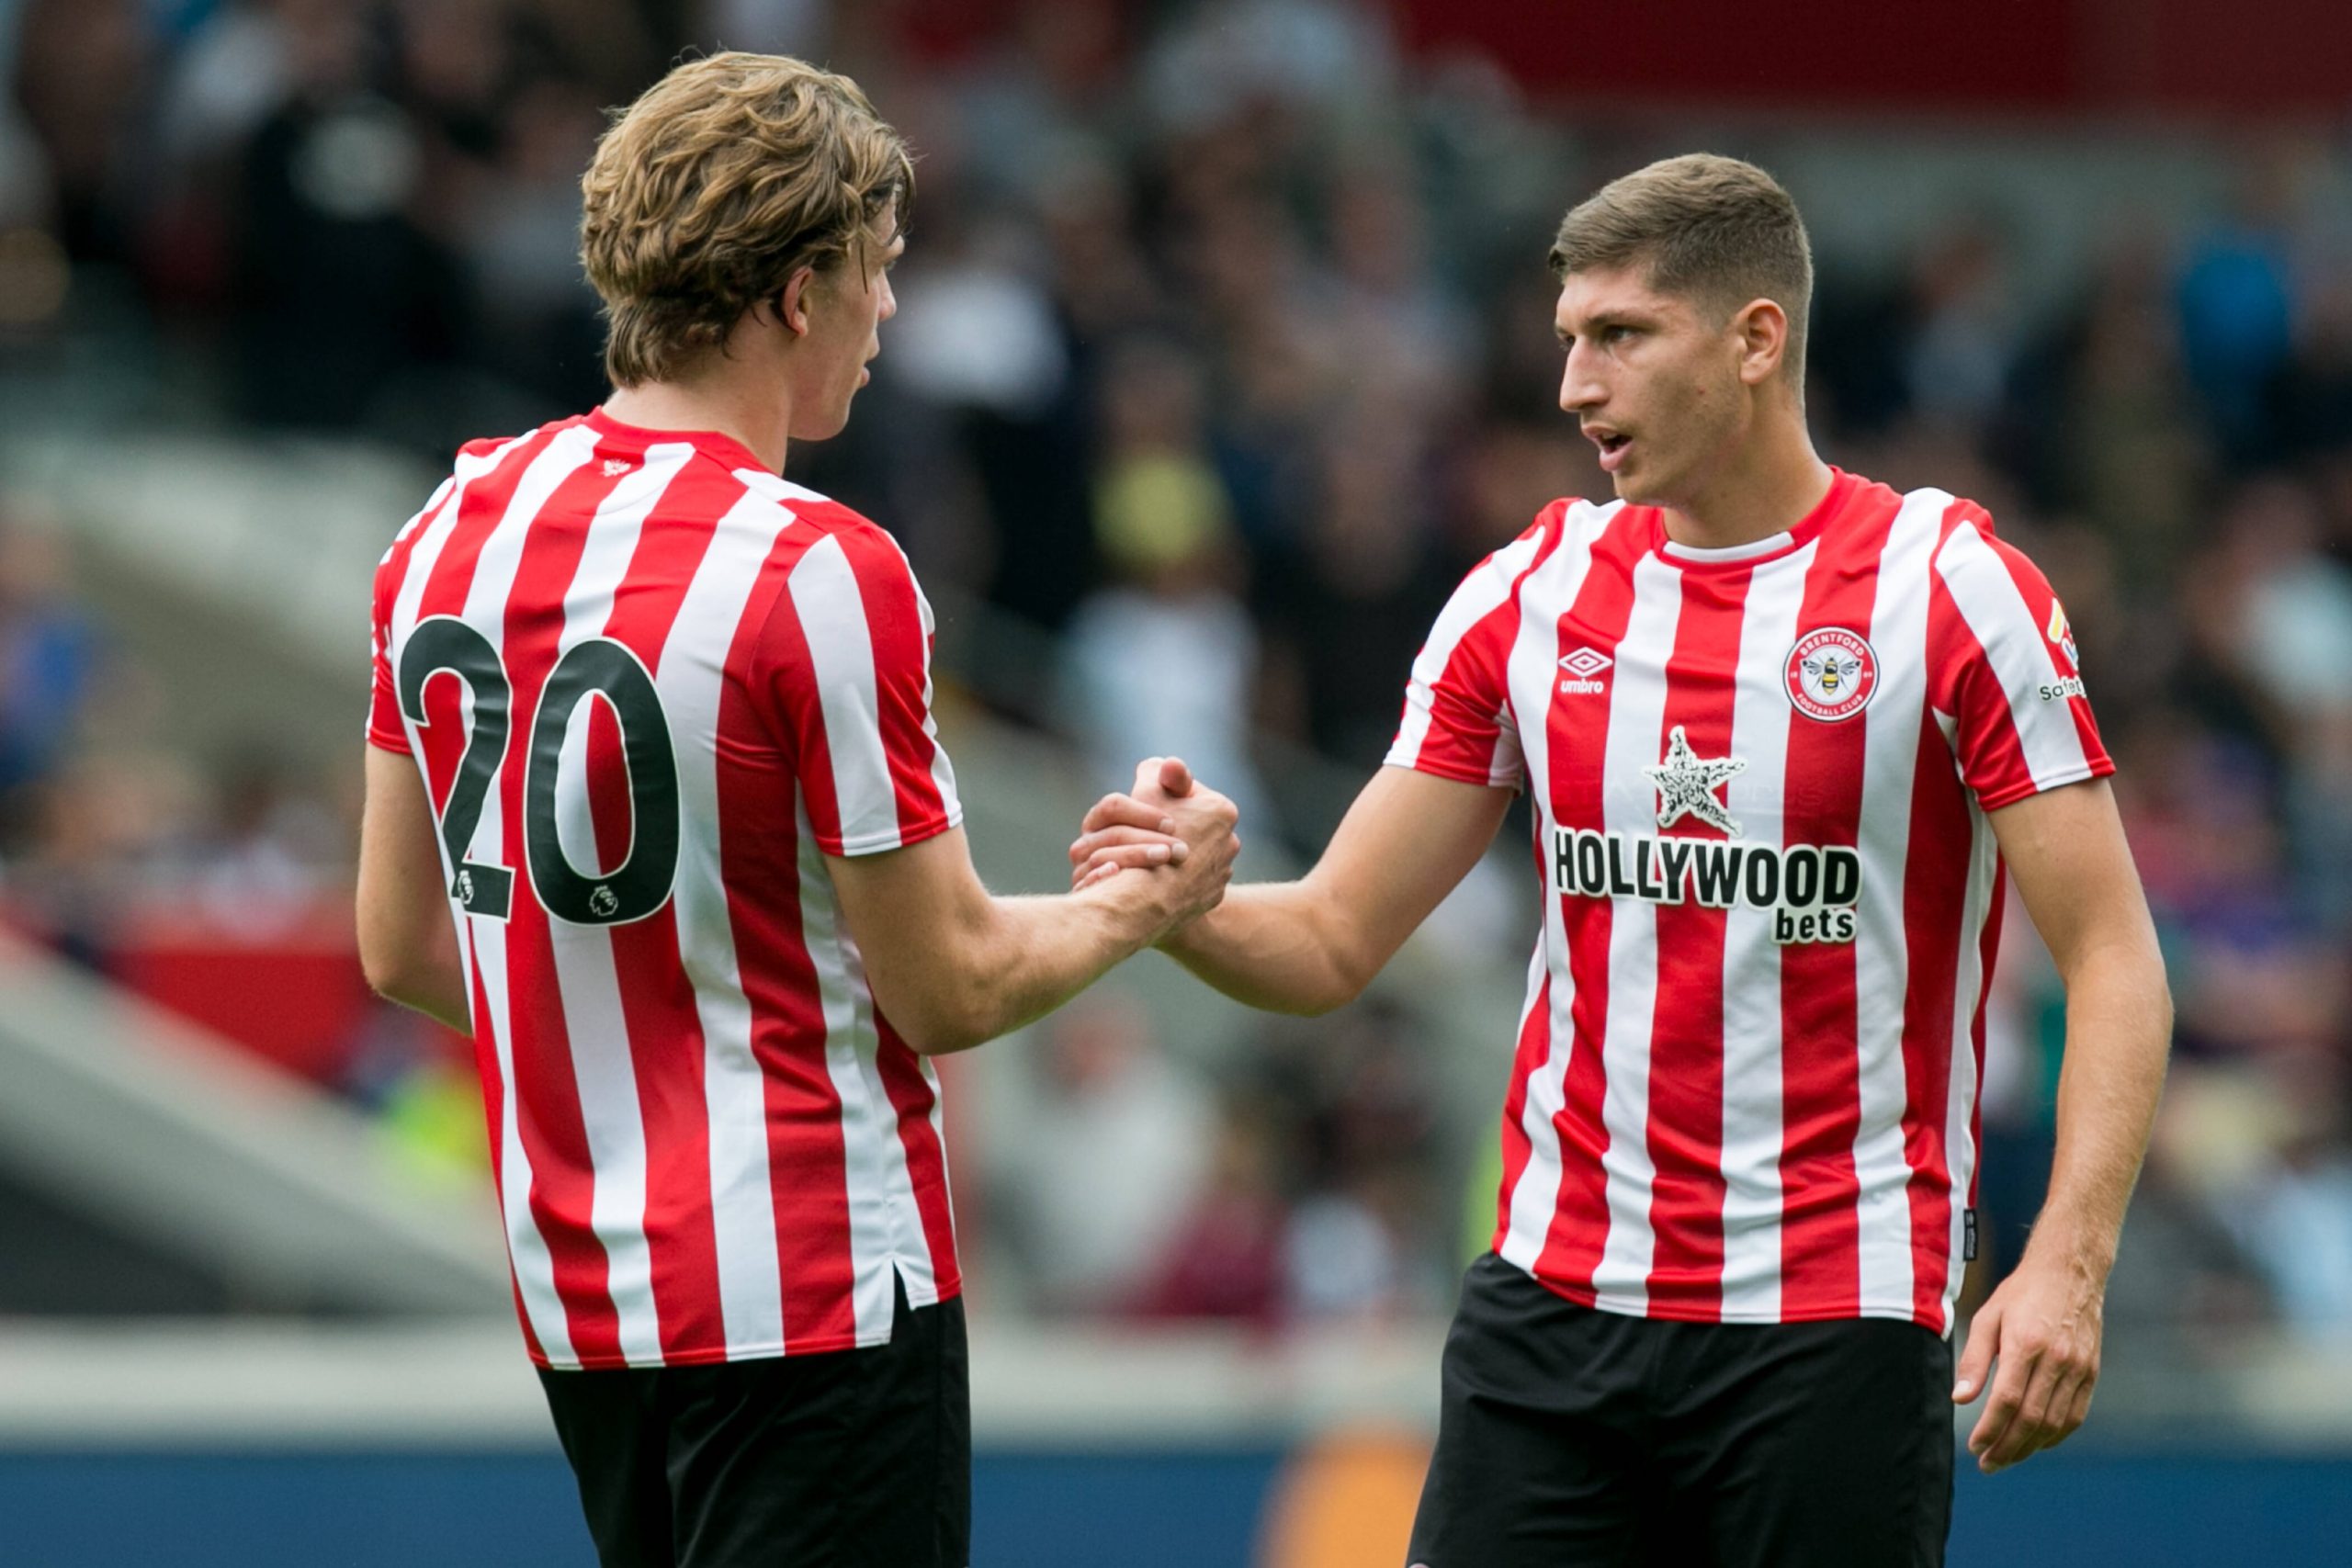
[1064,756,1243,941]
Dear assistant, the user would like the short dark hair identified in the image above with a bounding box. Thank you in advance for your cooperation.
[1549,153,1813,376]
[579,52,914,388]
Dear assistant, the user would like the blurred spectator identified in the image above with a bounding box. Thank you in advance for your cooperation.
[9,0,153,268]
[453,73,607,413]
[1061,335,1271,822]
[1132,1090,1288,1324]
[2222,1054,2352,1345]
[2223,475,2352,716]
[225,0,465,428]
[1276,1004,1450,1321]
[1901,213,2025,431]
[2177,142,2310,463]
[187,750,345,934]
[4,745,204,971]
[0,510,98,836]
[1260,394,1453,769]
[989,994,1214,1315]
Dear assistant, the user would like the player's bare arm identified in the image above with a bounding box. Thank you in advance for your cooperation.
[356,743,471,1033]
[831,785,1238,1055]
[1071,760,1510,1016]
[1954,775,2172,1474]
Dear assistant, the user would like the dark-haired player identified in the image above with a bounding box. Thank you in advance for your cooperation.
[1079,154,2170,1567]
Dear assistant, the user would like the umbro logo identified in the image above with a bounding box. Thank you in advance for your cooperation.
[1558,647,1611,694]
[602,458,634,477]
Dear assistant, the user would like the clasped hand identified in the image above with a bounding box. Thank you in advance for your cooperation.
[1067,756,1239,927]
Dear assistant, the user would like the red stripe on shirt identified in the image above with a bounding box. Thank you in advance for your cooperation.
[720,527,861,1349]
[492,456,632,1363]
[598,497,729,1362]
[1534,521,1644,1297]
[835,523,958,840]
[1639,561,1754,1318]
[874,1021,961,1294]
[1898,710,1973,1325]
[1774,484,1901,1318]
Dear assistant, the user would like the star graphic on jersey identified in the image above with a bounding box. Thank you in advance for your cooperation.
[1645,725,1747,838]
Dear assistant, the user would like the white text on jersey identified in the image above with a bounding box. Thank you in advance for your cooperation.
[1551,827,1862,944]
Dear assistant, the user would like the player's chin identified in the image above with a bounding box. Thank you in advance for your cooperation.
[805,397,857,441]
[1611,460,1669,506]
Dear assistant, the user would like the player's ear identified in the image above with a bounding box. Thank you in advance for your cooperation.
[776,265,820,338]
[1733,298,1788,387]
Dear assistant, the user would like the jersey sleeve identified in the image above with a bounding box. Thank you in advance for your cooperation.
[366,547,413,754]
[751,521,964,857]
[367,470,467,754]
[1927,511,2113,813]
[1383,509,1558,791]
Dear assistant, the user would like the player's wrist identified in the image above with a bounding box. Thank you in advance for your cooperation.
[2020,1213,2118,1282]
[1150,897,1221,956]
[1080,863,1191,949]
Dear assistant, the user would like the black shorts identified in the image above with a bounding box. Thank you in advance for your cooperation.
[537,1278,969,1568]
[1408,1253,1952,1568]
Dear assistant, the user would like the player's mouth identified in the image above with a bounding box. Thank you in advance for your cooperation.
[1587,426,1633,473]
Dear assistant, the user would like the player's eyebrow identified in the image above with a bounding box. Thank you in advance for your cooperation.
[1556,310,1649,344]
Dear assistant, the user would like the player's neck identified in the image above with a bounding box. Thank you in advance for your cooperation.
[600,373,793,474]
[1657,431,1834,554]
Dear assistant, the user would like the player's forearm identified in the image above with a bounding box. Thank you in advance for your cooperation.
[1158,880,1373,1016]
[356,753,474,1034]
[356,897,470,1032]
[2027,937,2173,1274]
[360,940,471,1033]
[908,884,1170,1054]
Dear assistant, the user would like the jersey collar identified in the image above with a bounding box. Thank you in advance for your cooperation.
[1648,467,1858,570]
[584,406,773,477]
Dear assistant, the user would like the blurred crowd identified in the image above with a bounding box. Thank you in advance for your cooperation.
[3,0,2351,1345]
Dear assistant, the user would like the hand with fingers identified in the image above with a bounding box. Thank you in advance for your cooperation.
[1069,757,1239,928]
[1951,1245,2106,1473]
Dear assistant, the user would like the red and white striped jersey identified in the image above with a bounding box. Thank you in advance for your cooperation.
[1388,469,2110,1335]
[368,409,963,1370]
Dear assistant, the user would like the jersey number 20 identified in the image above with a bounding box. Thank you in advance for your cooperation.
[396,615,681,927]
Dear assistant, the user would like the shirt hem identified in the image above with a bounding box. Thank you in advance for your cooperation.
[526,1279,963,1371]
[1380,754,1522,794]
[821,806,964,859]
[1972,755,2114,815]
[1522,1269,1945,1333]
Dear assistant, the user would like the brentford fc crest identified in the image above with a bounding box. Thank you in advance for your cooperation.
[1784,626,1878,722]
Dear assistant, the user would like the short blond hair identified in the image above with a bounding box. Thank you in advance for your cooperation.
[1549,153,1812,375]
[580,52,913,387]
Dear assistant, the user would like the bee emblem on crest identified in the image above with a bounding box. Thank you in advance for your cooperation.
[1785,627,1878,722]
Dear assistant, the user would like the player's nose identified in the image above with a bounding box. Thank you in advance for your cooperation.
[1558,348,1604,414]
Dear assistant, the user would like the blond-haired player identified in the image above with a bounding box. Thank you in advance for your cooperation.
[356,54,1236,1568]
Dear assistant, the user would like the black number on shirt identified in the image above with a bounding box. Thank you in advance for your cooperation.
[396,615,516,920]
[396,622,680,927]
[523,637,681,927]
